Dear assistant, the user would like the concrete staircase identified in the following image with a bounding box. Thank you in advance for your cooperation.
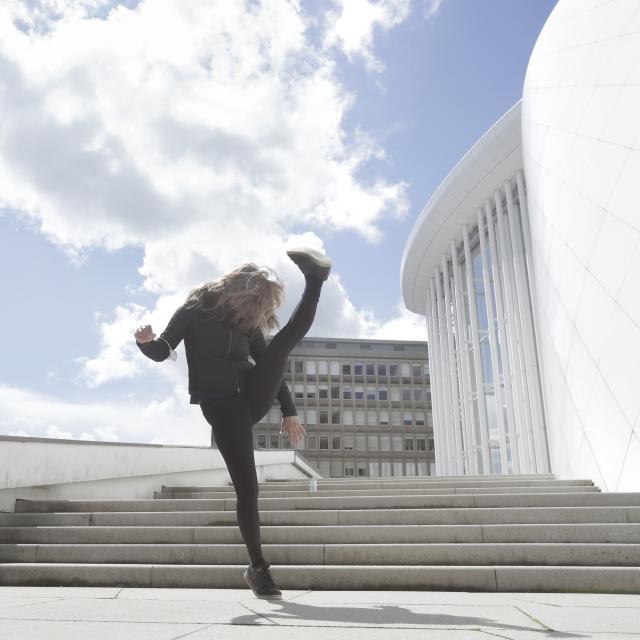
[1,473,639,592]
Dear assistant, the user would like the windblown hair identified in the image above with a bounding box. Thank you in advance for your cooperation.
[183,263,285,335]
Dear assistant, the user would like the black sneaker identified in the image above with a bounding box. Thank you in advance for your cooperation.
[286,247,332,281]
[244,562,282,600]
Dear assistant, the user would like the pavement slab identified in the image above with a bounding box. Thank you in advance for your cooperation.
[0,587,638,639]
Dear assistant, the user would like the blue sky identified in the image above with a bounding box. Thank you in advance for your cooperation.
[0,0,557,443]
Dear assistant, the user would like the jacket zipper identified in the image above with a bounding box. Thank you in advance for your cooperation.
[226,327,240,393]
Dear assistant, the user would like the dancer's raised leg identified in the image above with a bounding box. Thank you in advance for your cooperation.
[247,273,323,421]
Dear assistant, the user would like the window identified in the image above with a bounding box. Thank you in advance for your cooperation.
[377,363,387,376]
[400,363,411,377]
[391,410,401,426]
[331,435,342,450]
[294,384,304,399]
[415,411,425,426]
[416,437,426,451]
[368,461,379,477]
[357,465,368,477]
[320,410,329,424]
[331,410,341,424]
[402,388,411,401]
[305,408,317,424]
[354,363,363,375]
[367,387,376,400]
[367,435,379,451]
[343,386,352,400]
[403,413,413,426]
[319,435,329,449]
[381,461,392,477]
[306,361,317,375]
[343,409,353,425]
[405,462,416,476]
[319,460,331,476]
[393,345,404,351]
[257,433,267,448]
[285,360,292,373]
[330,361,340,375]
[389,363,398,376]
[355,409,365,425]
[344,465,355,477]
[343,435,354,451]
[331,385,340,399]
[418,462,428,476]
[318,360,328,375]
[359,344,371,350]
[270,434,281,449]
[366,363,375,376]
[393,461,403,476]
[319,385,328,399]
[342,363,352,375]
[390,388,401,401]
[392,435,403,451]
[294,360,304,374]
[331,460,343,477]
[356,434,366,450]
[404,437,415,451]
[412,364,422,377]
[306,435,317,449]
[379,410,389,425]
[414,388,423,402]
[306,384,317,399]
[380,435,391,451]
[354,386,364,400]
[428,438,435,451]
[325,342,336,349]
[367,409,377,425]
[378,388,388,401]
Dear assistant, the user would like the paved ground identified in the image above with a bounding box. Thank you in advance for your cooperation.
[1,586,639,639]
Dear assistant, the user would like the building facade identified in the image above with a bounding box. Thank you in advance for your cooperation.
[251,337,434,478]
[401,0,640,490]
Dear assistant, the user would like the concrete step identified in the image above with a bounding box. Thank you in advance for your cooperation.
[2,505,639,527]
[15,492,640,513]
[155,485,600,499]
[0,563,639,593]
[162,478,593,492]
[2,523,639,544]
[3,542,640,566]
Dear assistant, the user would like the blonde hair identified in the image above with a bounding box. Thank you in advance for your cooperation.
[183,263,285,334]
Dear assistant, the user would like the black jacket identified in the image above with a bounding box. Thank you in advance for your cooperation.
[136,303,297,416]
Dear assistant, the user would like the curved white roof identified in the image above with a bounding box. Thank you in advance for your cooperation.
[401,101,523,314]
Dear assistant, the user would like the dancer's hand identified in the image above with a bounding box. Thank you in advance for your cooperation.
[135,324,156,343]
[281,415,306,448]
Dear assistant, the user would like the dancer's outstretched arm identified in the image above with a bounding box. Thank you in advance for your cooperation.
[135,305,190,362]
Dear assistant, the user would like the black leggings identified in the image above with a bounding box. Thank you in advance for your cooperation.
[200,274,323,567]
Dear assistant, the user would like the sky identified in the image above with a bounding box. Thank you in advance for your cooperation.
[0,0,558,445]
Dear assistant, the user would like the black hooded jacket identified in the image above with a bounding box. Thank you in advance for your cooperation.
[136,303,297,417]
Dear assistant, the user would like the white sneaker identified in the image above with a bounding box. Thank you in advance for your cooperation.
[286,247,332,281]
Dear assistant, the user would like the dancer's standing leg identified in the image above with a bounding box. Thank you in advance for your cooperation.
[247,273,323,422]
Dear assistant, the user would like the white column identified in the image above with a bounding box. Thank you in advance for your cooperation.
[462,224,492,474]
[505,178,549,473]
[425,284,443,475]
[515,170,552,473]
[495,190,532,473]
[429,278,450,475]
[450,239,479,475]
[478,204,509,475]
[442,254,464,474]
[488,192,521,474]
[435,266,456,474]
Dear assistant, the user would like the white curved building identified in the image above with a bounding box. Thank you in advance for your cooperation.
[402,0,640,489]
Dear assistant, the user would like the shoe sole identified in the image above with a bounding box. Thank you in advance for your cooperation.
[243,569,283,600]
[286,247,332,268]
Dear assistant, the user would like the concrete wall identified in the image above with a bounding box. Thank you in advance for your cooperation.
[522,0,640,490]
[0,435,317,511]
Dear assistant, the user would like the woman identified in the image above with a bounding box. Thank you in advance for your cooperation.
[134,247,331,599]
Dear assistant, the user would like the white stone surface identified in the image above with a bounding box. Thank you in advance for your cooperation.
[0,587,639,639]
[522,0,640,490]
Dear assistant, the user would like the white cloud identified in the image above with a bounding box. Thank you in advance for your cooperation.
[0,1,428,431]
[423,0,445,20]
[324,0,411,72]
